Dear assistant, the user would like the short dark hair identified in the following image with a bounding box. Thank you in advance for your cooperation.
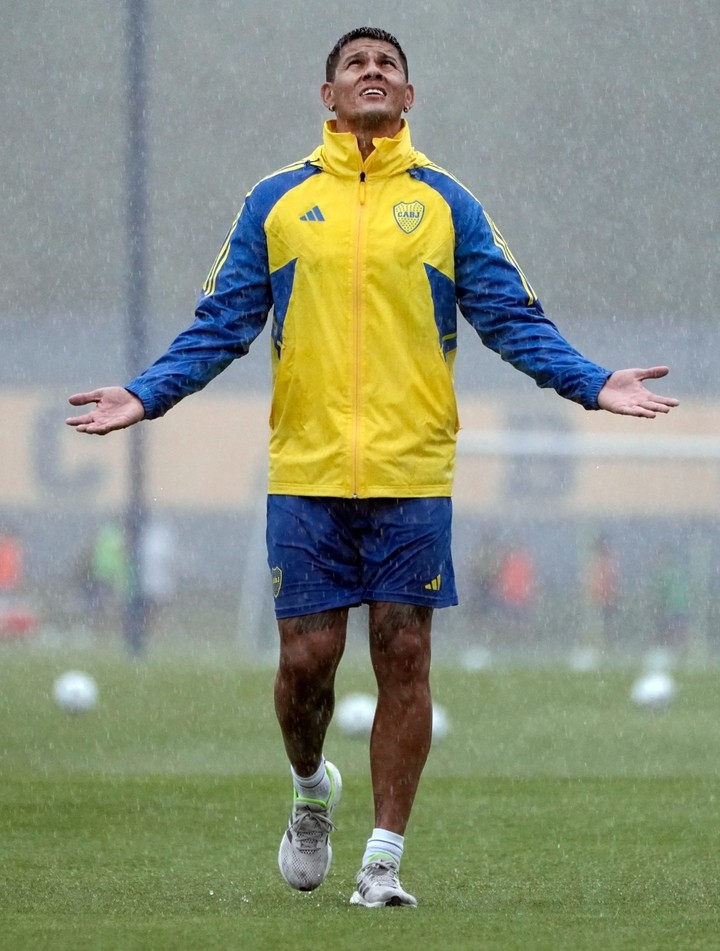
[326,28,408,82]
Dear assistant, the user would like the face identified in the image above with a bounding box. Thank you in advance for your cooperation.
[321,39,414,137]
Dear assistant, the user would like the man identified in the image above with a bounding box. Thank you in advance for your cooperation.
[66,27,679,907]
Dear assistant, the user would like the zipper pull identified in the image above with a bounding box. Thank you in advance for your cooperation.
[359,171,366,205]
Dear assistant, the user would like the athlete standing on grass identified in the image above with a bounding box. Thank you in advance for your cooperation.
[67,27,679,907]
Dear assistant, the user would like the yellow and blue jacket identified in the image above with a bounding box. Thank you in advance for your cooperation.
[127,121,610,498]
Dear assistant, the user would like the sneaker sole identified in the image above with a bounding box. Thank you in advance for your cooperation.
[349,890,417,908]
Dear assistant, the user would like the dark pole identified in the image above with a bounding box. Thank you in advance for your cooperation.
[124,0,149,656]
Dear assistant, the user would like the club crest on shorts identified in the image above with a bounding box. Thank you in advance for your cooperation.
[393,201,425,234]
[271,566,283,598]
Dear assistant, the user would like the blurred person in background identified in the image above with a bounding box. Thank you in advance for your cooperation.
[66,27,679,907]
[0,523,23,600]
[91,520,129,629]
[585,534,621,653]
[72,518,177,648]
[493,542,536,646]
[0,523,38,639]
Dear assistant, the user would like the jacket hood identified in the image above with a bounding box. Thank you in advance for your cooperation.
[307,120,431,178]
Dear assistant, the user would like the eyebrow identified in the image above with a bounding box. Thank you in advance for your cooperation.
[341,49,400,66]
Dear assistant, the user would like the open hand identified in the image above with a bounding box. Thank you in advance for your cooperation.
[66,387,145,435]
[597,367,679,418]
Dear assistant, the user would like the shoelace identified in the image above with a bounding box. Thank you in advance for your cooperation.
[365,860,400,885]
[291,808,336,851]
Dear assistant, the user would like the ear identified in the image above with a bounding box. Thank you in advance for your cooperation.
[404,83,415,112]
[320,82,335,112]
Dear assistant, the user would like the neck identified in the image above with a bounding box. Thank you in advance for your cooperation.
[355,131,376,161]
[334,116,404,161]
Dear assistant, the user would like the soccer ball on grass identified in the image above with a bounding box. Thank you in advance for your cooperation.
[630,672,676,711]
[52,670,99,714]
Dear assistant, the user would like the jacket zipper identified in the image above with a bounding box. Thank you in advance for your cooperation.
[351,171,367,498]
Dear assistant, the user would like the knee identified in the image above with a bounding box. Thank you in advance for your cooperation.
[370,625,431,687]
[278,626,344,686]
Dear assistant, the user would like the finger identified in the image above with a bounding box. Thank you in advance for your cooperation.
[68,391,102,406]
[71,421,110,435]
[638,366,670,380]
[640,390,680,408]
[65,413,97,427]
[634,395,680,416]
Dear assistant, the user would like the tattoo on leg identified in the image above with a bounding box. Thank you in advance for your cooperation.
[372,603,432,633]
[289,610,345,634]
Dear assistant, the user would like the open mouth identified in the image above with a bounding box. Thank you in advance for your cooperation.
[360,88,386,98]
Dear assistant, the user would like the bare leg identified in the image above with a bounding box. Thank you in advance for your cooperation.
[368,602,433,834]
[274,608,349,776]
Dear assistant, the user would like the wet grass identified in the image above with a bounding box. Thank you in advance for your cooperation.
[1,643,719,949]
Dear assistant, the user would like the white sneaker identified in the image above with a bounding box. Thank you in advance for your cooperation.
[277,761,342,891]
[349,859,418,908]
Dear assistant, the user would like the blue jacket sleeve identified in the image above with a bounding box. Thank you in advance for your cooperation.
[452,188,611,409]
[126,198,271,419]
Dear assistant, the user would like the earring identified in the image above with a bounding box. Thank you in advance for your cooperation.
[403,106,410,113]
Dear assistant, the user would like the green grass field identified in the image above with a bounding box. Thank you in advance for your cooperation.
[2,640,719,950]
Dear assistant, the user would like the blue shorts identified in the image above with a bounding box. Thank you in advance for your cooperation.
[266,496,458,619]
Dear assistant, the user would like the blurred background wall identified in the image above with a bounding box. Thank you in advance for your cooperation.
[1,0,718,657]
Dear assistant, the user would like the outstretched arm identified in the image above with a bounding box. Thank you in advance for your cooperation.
[66,387,145,435]
[597,366,679,418]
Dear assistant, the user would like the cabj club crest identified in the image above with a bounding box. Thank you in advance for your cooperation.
[393,201,425,234]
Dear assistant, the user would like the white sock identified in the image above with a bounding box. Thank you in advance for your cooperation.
[362,828,404,868]
[291,757,331,804]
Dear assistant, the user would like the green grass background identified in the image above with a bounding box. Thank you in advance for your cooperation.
[1,641,719,950]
